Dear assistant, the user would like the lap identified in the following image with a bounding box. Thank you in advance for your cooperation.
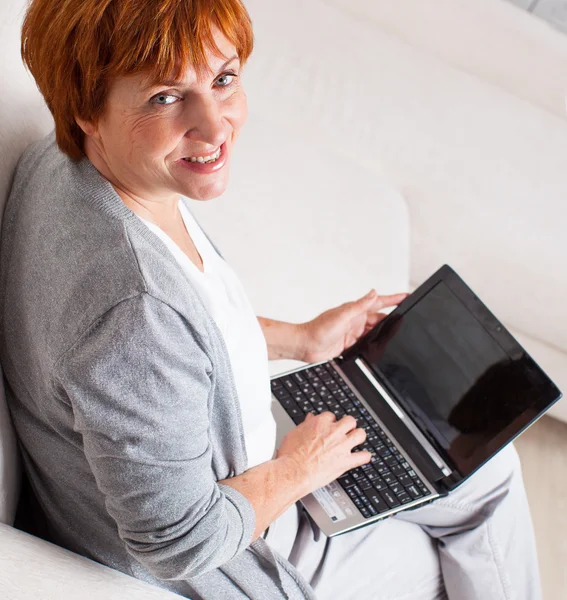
[267,504,445,600]
[266,444,523,600]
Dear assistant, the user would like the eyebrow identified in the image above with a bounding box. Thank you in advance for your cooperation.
[160,54,240,87]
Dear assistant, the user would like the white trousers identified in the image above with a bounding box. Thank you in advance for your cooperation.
[265,444,541,600]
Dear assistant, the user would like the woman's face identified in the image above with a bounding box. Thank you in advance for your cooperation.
[82,28,247,204]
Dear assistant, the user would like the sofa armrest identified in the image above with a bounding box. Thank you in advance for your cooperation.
[0,524,181,600]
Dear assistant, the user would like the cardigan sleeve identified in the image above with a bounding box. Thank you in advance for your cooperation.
[55,292,256,580]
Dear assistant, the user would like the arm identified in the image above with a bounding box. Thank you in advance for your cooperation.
[221,412,371,541]
[258,291,408,364]
[57,293,256,580]
[256,316,307,361]
[58,293,369,581]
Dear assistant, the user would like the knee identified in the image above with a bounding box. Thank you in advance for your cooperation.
[454,443,523,515]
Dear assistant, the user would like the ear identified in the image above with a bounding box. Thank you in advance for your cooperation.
[75,116,100,139]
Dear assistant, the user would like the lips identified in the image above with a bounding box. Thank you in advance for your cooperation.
[177,141,228,174]
[182,146,222,163]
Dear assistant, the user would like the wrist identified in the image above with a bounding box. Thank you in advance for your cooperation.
[293,322,309,362]
[273,453,310,500]
[257,317,309,361]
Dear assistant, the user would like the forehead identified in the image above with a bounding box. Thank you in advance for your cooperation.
[110,32,240,98]
[149,29,239,87]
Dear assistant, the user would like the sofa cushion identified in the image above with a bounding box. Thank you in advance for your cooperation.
[0,365,20,525]
[242,0,567,356]
[325,0,567,119]
[0,0,54,524]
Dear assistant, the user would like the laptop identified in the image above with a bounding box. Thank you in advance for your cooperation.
[270,264,562,536]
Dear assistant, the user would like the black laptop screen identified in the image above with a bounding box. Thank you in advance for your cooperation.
[360,282,542,473]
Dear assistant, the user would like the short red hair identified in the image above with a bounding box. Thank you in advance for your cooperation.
[21,0,254,160]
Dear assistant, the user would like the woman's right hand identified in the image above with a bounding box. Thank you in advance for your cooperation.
[276,412,372,496]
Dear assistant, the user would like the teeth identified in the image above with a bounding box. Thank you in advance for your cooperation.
[184,147,222,163]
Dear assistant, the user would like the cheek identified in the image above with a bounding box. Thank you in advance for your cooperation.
[120,112,181,161]
[227,92,248,133]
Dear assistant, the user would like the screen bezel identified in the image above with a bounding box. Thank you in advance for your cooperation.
[341,264,562,482]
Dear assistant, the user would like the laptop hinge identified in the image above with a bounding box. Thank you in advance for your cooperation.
[353,357,453,478]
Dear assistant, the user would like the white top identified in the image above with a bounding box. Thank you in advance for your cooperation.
[137,200,277,469]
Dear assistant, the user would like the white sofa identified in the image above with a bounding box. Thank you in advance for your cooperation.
[0,0,564,596]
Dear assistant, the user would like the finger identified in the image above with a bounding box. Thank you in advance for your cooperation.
[349,450,373,470]
[346,426,367,447]
[335,414,358,433]
[372,292,409,311]
[318,410,337,422]
[366,312,389,327]
[349,291,407,318]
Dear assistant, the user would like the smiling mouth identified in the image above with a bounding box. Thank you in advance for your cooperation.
[182,146,222,164]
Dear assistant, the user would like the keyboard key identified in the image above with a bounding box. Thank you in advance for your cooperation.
[372,477,388,492]
[391,464,405,477]
[384,455,399,468]
[283,378,298,391]
[365,469,379,482]
[346,486,361,500]
[390,482,404,496]
[291,391,305,403]
[363,489,389,514]
[380,489,401,508]
[273,387,291,400]
[299,402,314,414]
[292,371,307,384]
[280,396,299,410]
[398,474,413,487]
[288,407,304,424]
[406,485,422,499]
[338,475,356,489]
[398,492,412,504]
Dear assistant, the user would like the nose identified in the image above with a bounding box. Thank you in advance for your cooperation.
[184,94,226,149]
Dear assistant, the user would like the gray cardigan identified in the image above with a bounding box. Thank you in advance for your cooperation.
[0,133,316,600]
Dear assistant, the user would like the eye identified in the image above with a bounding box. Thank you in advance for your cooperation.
[151,93,179,105]
[215,73,238,88]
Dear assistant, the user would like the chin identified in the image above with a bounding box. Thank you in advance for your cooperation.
[183,175,230,201]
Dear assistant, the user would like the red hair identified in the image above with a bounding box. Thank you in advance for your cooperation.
[21,0,254,160]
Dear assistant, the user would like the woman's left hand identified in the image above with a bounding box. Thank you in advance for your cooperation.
[297,290,409,364]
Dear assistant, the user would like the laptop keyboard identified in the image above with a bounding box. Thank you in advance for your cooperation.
[271,362,431,520]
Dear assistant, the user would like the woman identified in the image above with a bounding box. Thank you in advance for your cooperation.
[0,0,541,598]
